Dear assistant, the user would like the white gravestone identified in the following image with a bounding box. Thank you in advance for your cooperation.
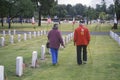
[8,30,11,35]
[10,35,14,44]
[29,32,32,39]
[1,37,5,46]
[18,34,21,42]
[66,36,68,44]
[44,30,46,35]
[24,33,27,41]
[41,30,43,36]
[3,30,5,36]
[111,31,114,39]
[31,51,38,68]
[0,65,4,80]
[16,56,23,77]
[62,36,65,45]
[115,33,118,42]
[34,31,36,38]
[119,37,120,45]
[13,29,16,35]
[110,31,112,38]
[37,31,40,36]
[41,45,45,60]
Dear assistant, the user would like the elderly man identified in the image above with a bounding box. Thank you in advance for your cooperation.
[74,20,90,65]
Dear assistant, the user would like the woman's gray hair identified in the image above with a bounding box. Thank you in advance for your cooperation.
[53,24,58,29]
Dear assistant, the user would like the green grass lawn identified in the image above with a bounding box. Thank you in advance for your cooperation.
[1,22,120,32]
[0,35,120,80]
[0,23,120,80]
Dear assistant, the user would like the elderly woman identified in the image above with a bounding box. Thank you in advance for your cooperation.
[47,24,65,65]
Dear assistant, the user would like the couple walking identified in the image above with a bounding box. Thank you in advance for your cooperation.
[47,21,90,65]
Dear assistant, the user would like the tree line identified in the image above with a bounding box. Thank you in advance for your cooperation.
[0,0,120,29]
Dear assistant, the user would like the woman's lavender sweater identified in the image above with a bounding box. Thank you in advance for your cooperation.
[48,29,64,49]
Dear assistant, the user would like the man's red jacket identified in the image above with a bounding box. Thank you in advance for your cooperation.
[74,24,90,46]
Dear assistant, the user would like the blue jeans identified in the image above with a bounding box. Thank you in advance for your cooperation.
[50,48,58,64]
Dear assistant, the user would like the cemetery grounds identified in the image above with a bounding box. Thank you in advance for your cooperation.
[0,23,120,80]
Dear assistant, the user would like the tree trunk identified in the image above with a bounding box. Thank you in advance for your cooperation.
[1,17,4,27]
[112,23,118,29]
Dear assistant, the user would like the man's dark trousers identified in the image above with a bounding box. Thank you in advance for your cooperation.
[76,45,87,64]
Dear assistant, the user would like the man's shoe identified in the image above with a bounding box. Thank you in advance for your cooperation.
[83,61,87,64]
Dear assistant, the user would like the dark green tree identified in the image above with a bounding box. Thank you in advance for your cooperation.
[0,0,9,27]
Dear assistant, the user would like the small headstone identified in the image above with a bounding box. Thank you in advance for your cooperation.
[18,34,21,42]
[31,51,38,68]
[1,37,5,46]
[119,37,120,45]
[66,36,68,44]
[16,56,23,77]
[110,31,112,37]
[13,29,16,35]
[34,31,36,38]
[24,33,27,41]
[62,36,65,45]
[41,30,43,36]
[10,35,14,44]
[29,32,32,39]
[41,45,45,60]
[0,65,4,80]
[44,30,46,35]
[8,30,11,35]
[37,31,40,36]
[3,30,5,36]
[111,31,114,39]
[115,33,118,42]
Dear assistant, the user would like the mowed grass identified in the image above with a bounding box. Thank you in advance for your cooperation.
[1,22,120,32]
[0,35,120,80]
[0,23,120,80]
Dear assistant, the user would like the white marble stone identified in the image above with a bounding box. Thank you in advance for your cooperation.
[18,34,21,42]
[16,56,23,77]
[3,30,5,36]
[62,36,65,45]
[31,51,38,68]
[0,65,4,80]
[37,31,40,36]
[41,45,45,60]
[8,30,11,35]
[24,33,27,41]
[10,35,14,44]
[1,37,5,46]
[114,33,119,42]
[34,31,36,37]
[29,32,32,39]
[41,30,43,36]
[44,30,46,35]
[13,29,16,35]
[119,37,120,45]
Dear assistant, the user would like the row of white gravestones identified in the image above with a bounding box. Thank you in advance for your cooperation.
[15,45,46,77]
[0,45,46,78]
[63,32,74,45]
[0,65,4,80]
[2,30,16,36]
[2,30,46,37]
[0,30,47,46]
[110,30,120,45]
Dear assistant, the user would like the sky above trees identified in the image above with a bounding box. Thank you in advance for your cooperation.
[58,0,114,7]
